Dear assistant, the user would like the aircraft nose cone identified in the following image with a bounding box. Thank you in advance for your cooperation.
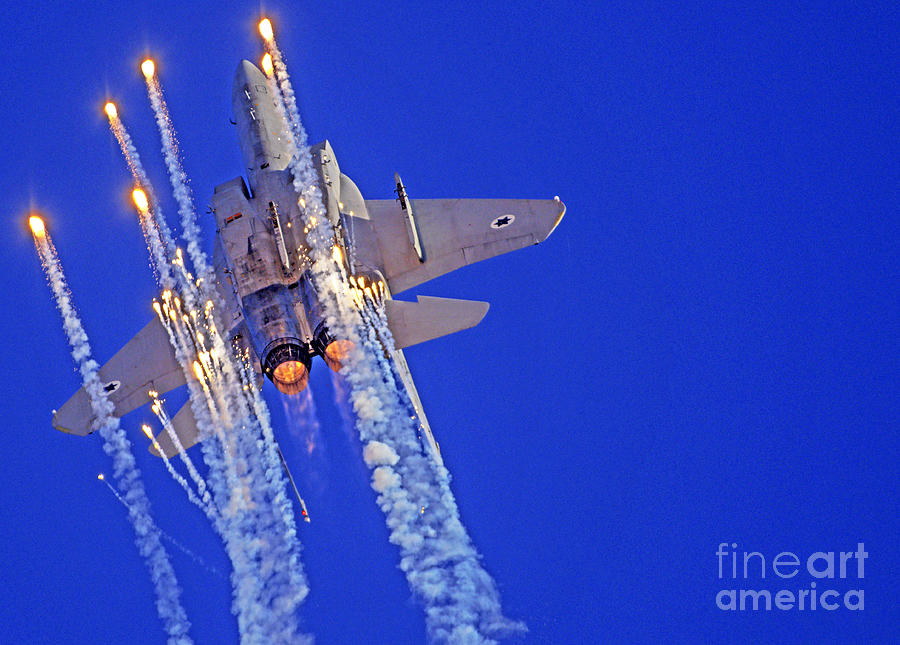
[233,59,266,95]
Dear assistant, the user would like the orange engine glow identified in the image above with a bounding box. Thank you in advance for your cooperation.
[272,360,309,395]
[323,339,354,373]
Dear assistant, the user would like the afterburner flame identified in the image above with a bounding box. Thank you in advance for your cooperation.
[323,340,355,373]
[258,18,274,42]
[104,102,118,119]
[272,360,309,395]
[141,59,155,79]
[132,188,149,212]
[28,215,45,237]
[261,53,274,76]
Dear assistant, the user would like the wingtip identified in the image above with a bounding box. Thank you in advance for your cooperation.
[546,196,566,238]
[51,411,77,435]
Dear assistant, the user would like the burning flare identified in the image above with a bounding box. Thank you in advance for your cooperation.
[261,53,274,77]
[28,215,45,237]
[132,188,149,212]
[104,102,118,119]
[141,59,156,79]
[258,18,274,42]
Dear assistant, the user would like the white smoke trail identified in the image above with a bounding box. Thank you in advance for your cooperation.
[262,31,523,643]
[142,74,212,290]
[106,112,178,257]
[31,226,193,645]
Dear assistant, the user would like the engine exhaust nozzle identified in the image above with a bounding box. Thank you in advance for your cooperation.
[262,339,312,395]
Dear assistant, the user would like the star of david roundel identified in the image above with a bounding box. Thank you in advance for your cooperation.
[490,214,516,229]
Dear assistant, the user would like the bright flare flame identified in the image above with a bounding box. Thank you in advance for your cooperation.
[132,188,149,212]
[192,361,205,382]
[332,245,342,264]
[259,18,274,42]
[141,424,154,440]
[97,473,105,481]
[261,53,274,76]
[141,59,155,79]
[28,215,45,237]
[104,102,118,119]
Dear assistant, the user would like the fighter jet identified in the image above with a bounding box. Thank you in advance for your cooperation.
[51,60,565,468]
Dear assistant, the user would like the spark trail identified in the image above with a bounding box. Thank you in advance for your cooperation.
[98,474,225,580]
[141,423,209,514]
[261,20,523,643]
[149,393,214,509]
[30,217,193,645]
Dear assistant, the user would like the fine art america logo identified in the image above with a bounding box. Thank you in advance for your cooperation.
[715,543,866,611]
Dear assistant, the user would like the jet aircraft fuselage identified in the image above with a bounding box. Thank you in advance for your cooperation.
[213,60,360,396]
[51,58,565,467]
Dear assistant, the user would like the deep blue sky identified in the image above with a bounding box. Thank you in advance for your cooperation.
[2,1,897,643]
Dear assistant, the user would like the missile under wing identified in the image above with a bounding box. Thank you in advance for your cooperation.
[52,60,565,465]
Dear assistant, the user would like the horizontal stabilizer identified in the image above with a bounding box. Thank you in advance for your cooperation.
[149,403,201,458]
[385,295,489,349]
[52,318,185,436]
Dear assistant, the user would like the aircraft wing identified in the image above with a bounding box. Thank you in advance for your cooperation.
[52,317,185,436]
[356,197,565,294]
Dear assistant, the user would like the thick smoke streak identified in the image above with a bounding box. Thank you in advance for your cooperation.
[31,225,193,645]
[262,30,523,643]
